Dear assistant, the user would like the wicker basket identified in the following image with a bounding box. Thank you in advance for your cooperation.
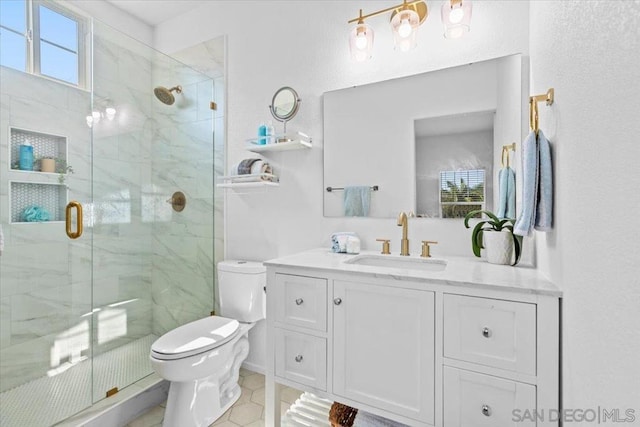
[329,402,358,427]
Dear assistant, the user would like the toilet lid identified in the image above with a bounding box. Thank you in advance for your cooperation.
[151,316,240,360]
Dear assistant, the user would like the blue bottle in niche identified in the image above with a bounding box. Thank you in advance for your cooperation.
[19,140,33,171]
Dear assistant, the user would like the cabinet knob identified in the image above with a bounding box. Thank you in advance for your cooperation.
[482,404,491,416]
[334,297,342,305]
[295,355,303,363]
[295,298,304,305]
[482,327,491,338]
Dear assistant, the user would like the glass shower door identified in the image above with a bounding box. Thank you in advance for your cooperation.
[0,65,94,425]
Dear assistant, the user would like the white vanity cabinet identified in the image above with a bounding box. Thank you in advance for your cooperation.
[333,280,435,424]
[265,251,561,427]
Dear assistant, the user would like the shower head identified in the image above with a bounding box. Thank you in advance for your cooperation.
[154,85,182,105]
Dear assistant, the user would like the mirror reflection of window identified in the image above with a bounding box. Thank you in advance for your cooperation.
[438,169,485,218]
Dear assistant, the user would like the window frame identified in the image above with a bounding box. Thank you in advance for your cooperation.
[1,0,89,88]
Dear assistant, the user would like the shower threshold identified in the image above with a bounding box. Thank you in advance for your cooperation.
[0,334,165,427]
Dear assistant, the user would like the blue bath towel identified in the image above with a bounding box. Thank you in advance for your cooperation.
[343,186,370,217]
[514,131,538,236]
[496,166,516,219]
[535,130,553,231]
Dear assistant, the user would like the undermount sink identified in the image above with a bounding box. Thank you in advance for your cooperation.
[344,254,447,272]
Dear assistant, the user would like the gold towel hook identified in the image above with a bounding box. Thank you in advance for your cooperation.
[501,143,516,168]
[530,88,554,134]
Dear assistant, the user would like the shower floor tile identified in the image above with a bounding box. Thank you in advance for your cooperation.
[0,334,157,427]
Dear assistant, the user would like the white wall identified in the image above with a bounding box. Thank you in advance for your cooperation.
[155,0,530,260]
[530,0,640,411]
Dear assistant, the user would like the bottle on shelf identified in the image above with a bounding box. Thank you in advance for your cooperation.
[266,121,275,144]
[258,123,267,145]
[19,139,33,171]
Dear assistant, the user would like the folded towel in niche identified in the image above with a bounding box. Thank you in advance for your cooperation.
[230,159,274,181]
[343,186,371,217]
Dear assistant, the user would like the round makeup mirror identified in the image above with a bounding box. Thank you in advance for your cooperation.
[269,87,301,129]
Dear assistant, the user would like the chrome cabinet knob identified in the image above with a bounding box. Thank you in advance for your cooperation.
[334,298,342,305]
[482,327,491,338]
[295,355,303,363]
[295,298,304,305]
[482,404,491,416]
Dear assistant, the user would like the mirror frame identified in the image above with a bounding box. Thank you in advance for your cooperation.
[269,86,301,122]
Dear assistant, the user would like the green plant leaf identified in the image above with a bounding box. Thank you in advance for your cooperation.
[470,222,486,257]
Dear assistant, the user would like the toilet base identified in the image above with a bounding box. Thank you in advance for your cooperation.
[161,333,250,427]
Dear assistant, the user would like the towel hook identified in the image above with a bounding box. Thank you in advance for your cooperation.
[501,143,516,168]
[530,88,554,134]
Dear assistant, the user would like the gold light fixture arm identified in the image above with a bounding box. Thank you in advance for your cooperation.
[530,88,554,133]
[348,0,427,24]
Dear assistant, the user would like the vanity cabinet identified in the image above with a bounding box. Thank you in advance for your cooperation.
[265,252,560,427]
[333,280,435,424]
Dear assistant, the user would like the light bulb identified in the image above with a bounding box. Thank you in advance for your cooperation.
[449,7,465,24]
[92,111,101,124]
[398,18,412,38]
[86,115,93,128]
[105,107,116,120]
[355,33,368,49]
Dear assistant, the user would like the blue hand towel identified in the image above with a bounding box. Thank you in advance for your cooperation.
[535,130,553,231]
[343,186,371,217]
[496,166,516,219]
[514,131,538,236]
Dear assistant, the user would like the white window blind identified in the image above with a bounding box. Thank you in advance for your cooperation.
[439,169,485,218]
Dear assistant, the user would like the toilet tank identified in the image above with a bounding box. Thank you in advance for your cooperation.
[218,260,266,323]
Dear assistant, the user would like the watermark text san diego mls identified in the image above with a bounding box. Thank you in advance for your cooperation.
[512,408,637,423]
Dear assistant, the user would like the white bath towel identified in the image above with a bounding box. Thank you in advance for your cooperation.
[230,160,274,181]
[535,130,553,231]
[514,131,538,236]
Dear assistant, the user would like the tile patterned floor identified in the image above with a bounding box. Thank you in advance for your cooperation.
[127,368,302,427]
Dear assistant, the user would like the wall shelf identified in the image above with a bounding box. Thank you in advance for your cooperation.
[216,173,280,189]
[10,127,67,172]
[246,131,312,153]
[10,181,68,223]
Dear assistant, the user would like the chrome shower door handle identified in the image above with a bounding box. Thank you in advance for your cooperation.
[65,201,83,239]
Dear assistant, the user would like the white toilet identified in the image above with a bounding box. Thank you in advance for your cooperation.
[150,260,266,427]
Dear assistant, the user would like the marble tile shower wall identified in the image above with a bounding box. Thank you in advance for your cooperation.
[0,66,92,392]
[149,53,216,336]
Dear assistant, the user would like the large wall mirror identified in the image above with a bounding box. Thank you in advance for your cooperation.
[323,54,526,218]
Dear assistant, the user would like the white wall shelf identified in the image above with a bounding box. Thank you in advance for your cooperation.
[216,173,280,189]
[246,131,312,153]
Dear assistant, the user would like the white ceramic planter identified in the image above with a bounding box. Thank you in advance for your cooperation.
[484,230,514,265]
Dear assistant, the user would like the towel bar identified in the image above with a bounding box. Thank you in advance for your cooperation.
[326,185,379,192]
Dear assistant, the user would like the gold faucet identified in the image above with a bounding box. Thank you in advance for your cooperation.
[397,211,410,256]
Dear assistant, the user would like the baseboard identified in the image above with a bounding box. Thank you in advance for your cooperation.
[242,361,265,375]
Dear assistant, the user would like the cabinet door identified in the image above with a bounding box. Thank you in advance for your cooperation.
[333,280,435,424]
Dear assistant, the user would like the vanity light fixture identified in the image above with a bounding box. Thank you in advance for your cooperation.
[347,0,428,61]
[441,0,472,39]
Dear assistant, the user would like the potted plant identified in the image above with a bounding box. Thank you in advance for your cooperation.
[55,159,74,184]
[464,210,523,265]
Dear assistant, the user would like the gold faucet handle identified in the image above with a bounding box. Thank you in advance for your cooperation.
[421,240,438,258]
[376,238,391,255]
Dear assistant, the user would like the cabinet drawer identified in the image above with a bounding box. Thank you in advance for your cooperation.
[275,329,327,390]
[275,274,327,331]
[444,367,536,427]
[443,294,536,375]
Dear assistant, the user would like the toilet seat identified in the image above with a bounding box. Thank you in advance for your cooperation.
[151,316,240,361]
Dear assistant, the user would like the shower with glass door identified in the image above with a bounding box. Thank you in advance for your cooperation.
[0,9,223,426]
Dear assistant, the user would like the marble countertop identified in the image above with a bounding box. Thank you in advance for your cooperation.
[264,248,562,297]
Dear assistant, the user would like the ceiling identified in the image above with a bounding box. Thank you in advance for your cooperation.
[104,0,205,26]
[414,111,495,138]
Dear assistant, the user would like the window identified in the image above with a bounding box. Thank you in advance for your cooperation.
[439,169,485,218]
[0,0,87,86]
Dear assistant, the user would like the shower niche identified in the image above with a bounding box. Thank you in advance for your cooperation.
[8,127,69,223]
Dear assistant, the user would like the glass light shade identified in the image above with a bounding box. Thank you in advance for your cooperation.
[349,22,374,62]
[91,110,102,123]
[391,8,419,52]
[441,0,472,39]
[86,115,93,127]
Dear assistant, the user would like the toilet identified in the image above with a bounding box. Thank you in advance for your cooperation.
[150,260,266,427]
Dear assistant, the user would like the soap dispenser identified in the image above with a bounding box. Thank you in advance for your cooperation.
[258,123,267,145]
[19,139,33,171]
[266,121,275,144]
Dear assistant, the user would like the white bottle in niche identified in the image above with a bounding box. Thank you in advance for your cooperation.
[266,121,275,144]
